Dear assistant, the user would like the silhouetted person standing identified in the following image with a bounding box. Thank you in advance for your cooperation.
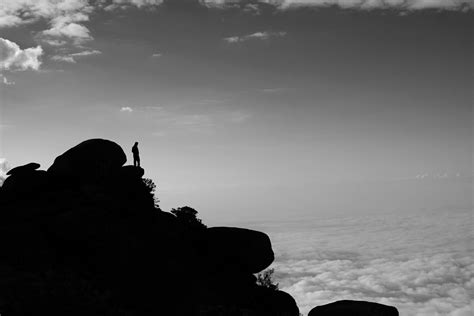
[132,142,140,167]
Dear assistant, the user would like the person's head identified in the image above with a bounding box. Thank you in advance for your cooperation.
[134,142,138,146]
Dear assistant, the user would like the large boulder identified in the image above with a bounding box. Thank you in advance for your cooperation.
[308,300,399,316]
[204,227,274,274]
[47,139,126,182]
[6,162,40,176]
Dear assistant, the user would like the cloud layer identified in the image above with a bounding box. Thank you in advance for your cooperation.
[249,207,473,315]
[0,38,43,71]
[1,0,471,32]
[1,0,471,64]
[271,0,474,10]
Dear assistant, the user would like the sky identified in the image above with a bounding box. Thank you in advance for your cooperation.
[0,0,473,222]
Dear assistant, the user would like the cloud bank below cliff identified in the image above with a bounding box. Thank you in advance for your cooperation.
[248,205,473,315]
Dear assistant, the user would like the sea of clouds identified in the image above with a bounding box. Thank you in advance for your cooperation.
[246,207,473,315]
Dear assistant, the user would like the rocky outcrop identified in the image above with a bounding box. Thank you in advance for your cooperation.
[47,138,127,182]
[308,300,399,316]
[0,139,298,316]
[6,162,40,175]
[119,165,145,179]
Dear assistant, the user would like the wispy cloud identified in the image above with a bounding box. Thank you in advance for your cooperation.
[42,39,68,47]
[152,52,162,58]
[120,106,134,112]
[224,31,287,43]
[144,105,164,111]
[229,111,251,123]
[51,49,101,63]
[168,114,213,132]
[103,0,164,11]
[51,55,76,63]
[0,74,15,85]
[0,38,43,71]
[261,88,285,93]
[70,49,101,57]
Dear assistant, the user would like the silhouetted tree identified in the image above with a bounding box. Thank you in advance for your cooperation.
[170,206,206,229]
[256,268,279,291]
[143,178,160,209]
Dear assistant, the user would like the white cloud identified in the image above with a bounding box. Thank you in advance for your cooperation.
[223,36,241,43]
[43,22,91,42]
[1,0,94,44]
[257,209,474,315]
[224,31,287,43]
[0,0,166,45]
[70,49,101,57]
[43,39,68,46]
[112,0,164,7]
[51,55,76,63]
[0,74,15,85]
[0,38,43,71]
[243,3,262,14]
[0,158,9,186]
[120,106,134,112]
[1,1,469,49]
[277,254,474,315]
[152,52,162,57]
[51,49,101,63]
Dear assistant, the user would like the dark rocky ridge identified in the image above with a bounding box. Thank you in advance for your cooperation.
[0,139,398,315]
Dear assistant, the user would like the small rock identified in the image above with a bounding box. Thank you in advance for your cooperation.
[308,300,399,316]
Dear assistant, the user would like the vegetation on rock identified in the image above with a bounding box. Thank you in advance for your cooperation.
[256,268,279,291]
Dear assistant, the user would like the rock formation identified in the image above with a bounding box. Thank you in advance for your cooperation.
[0,139,298,316]
[0,138,399,315]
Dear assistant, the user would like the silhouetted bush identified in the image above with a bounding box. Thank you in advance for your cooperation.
[256,268,279,291]
[170,206,207,229]
[142,177,160,208]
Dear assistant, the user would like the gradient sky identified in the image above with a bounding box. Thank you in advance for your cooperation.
[0,0,472,223]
